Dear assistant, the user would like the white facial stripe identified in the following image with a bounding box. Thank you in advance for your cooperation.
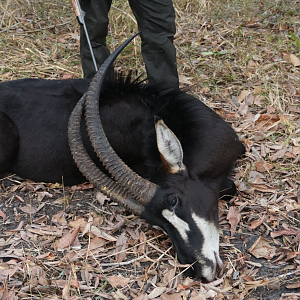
[192,213,222,281]
[191,213,220,261]
[162,209,190,242]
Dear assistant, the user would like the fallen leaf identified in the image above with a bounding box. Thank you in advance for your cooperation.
[70,183,93,190]
[255,161,273,172]
[244,20,261,28]
[62,73,75,79]
[247,60,257,68]
[279,113,294,127]
[137,231,146,254]
[199,87,210,94]
[36,252,56,260]
[270,147,287,161]
[51,211,68,226]
[96,192,109,205]
[238,181,255,194]
[162,268,176,286]
[133,293,149,300]
[62,282,70,300]
[114,289,128,300]
[33,215,48,224]
[19,205,38,214]
[267,279,281,290]
[90,226,117,241]
[36,191,53,202]
[0,209,6,222]
[69,218,88,231]
[285,250,300,261]
[108,275,130,288]
[290,54,300,67]
[289,105,300,113]
[20,230,30,242]
[182,277,194,287]
[29,265,46,282]
[197,286,217,299]
[115,232,128,262]
[248,171,265,185]
[57,37,67,43]
[293,202,300,210]
[227,206,241,236]
[246,93,255,106]
[71,33,80,41]
[280,51,291,63]
[270,227,299,238]
[176,284,189,292]
[162,293,185,300]
[250,184,278,193]
[70,279,80,288]
[244,278,269,287]
[148,287,167,299]
[55,227,80,251]
[254,114,280,132]
[286,281,300,289]
[53,197,68,204]
[0,266,17,278]
[0,289,18,300]
[53,279,68,288]
[253,95,266,105]
[100,218,126,231]
[179,75,193,85]
[248,236,276,259]
[250,214,266,230]
[237,90,249,103]
[89,236,107,250]
[238,102,249,116]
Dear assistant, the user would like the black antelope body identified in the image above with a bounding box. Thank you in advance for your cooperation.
[0,35,244,281]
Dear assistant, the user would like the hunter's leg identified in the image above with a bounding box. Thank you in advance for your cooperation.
[80,0,113,80]
[129,0,179,89]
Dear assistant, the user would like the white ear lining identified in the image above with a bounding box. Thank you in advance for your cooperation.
[155,119,185,173]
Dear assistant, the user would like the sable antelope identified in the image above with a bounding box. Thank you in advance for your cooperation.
[0,35,244,281]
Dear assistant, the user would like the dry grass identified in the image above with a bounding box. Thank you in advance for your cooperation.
[0,0,300,299]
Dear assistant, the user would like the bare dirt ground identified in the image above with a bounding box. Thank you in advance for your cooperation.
[0,0,300,299]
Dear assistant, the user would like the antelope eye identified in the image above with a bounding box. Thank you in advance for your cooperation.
[170,197,178,208]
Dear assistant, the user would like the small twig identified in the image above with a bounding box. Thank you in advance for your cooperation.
[146,241,173,259]
[101,251,152,267]
[0,18,73,34]
[167,260,197,284]
[42,65,79,75]
[255,268,300,281]
[103,233,165,259]
[4,33,35,39]
[0,0,13,29]
[147,246,172,271]
[88,202,112,215]
[111,6,137,24]
[276,269,300,279]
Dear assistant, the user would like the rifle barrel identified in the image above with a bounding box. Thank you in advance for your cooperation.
[70,0,98,72]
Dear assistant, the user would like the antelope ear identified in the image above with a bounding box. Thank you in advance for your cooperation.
[155,117,185,173]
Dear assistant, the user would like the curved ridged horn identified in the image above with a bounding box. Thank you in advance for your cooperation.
[68,93,145,215]
[85,33,157,205]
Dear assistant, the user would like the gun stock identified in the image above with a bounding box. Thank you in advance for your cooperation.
[70,0,81,18]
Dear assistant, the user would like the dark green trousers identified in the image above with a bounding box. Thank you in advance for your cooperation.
[80,0,179,89]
